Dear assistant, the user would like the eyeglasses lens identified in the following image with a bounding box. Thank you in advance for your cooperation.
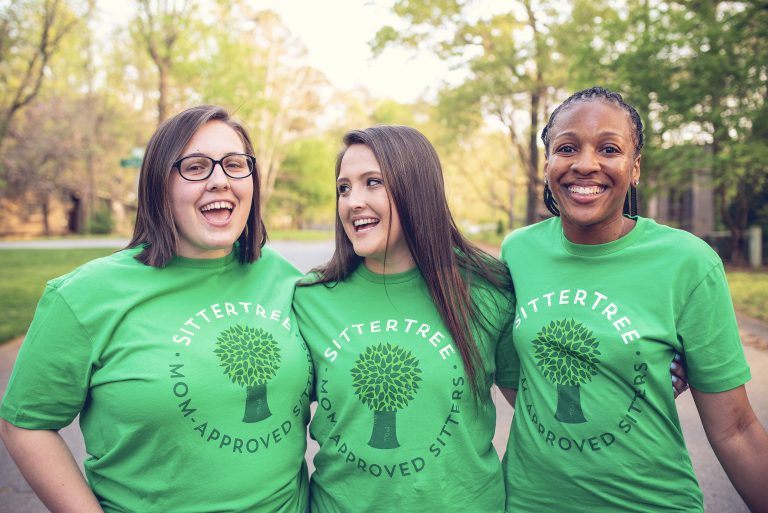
[178,155,253,180]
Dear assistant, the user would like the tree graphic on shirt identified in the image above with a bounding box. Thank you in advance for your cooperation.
[214,324,281,423]
[533,319,601,423]
[351,342,423,449]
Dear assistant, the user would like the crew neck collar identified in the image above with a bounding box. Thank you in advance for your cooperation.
[169,248,238,269]
[559,216,645,257]
[355,263,421,284]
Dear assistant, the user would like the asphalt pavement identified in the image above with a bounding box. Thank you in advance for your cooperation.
[1,239,766,513]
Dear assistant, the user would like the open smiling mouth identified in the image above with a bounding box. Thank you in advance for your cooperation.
[353,217,380,232]
[200,201,234,223]
[568,185,606,195]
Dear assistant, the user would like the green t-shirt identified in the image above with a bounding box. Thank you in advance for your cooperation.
[293,264,514,513]
[1,246,312,513]
[496,217,751,513]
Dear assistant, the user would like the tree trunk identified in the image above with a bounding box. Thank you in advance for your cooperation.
[243,383,271,423]
[526,91,541,225]
[729,225,745,265]
[157,63,169,124]
[368,410,399,449]
[555,383,587,424]
[728,179,750,265]
[41,197,50,236]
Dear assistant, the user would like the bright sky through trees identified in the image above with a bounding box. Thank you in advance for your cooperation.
[96,0,460,103]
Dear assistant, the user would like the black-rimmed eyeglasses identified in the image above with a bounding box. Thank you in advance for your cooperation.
[173,154,256,181]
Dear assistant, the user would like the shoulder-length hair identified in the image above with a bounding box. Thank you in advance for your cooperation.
[127,105,266,267]
[305,125,513,394]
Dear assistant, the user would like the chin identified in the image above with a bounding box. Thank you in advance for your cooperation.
[201,235,239,251]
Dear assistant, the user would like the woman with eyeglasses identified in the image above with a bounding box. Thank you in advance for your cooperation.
[0,105,312,513]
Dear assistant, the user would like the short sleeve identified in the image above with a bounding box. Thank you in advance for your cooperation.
[677,262,751,393]
[0,285,93,429]
[495,309,520,389]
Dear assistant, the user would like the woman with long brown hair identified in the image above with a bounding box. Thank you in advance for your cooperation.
[293,125,515,512]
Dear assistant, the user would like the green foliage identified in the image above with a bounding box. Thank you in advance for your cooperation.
[0,248,114,344]
[373,1,571,225]
[564,0,768,261]
[2,0,765,244]
[0,0,83,145]
[271,136,336,228]
[534,319,600,386]
[350,342,422,412]
[371,99,419,126]
[88,206,114,234]
[214,325,281,387]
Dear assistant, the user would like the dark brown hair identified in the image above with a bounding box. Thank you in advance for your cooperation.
[304,125,513,394]
[127,105,266,266]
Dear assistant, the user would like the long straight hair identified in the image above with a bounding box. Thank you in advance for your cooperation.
[304,125,513,394]
[127,105,266,266]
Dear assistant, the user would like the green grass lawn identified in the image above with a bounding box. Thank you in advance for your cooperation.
[1,247,765,345]
[726,269,768,324]
[269,229,333,241]
[0,248,115,344]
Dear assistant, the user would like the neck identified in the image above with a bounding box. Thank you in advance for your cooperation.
[563,215,636,245]
[363,254,417,275]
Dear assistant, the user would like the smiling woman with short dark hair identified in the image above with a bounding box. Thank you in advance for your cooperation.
[0,105,312,513]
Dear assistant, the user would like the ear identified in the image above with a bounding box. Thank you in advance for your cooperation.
[631,154,641,185]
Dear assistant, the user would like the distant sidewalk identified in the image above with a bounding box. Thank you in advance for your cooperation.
[737,314,768,350]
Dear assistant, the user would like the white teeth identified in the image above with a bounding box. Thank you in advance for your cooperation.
[569,185,605,195]
[353,217,378,227]
[200,201,234,212]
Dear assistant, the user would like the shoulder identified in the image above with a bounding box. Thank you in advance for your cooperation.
[48,248,144,293]
[637,217,721,266]
[294,271,347,300]
[254,246,302,279]
[501,217,558,256]
[293,272,347,322]
[503,217,558,243]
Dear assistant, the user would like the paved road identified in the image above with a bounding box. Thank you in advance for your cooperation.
[1,240,766,512]
[0,239,336,274]
[0,239,133,249]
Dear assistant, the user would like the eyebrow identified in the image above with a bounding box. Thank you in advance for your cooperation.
[178,151,245,159]
[336,170,382,182]
[554,130,627,139]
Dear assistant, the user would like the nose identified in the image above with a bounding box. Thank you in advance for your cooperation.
[206,162,231,190]
[347,186,366,210]
[572,147,600,174]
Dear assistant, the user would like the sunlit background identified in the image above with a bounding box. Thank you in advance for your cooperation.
[1,0,766,266]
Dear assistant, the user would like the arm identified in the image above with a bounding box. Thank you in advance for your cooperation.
[0,420,104,513]
[671,353,689,398]
[499,387,517,408]
[691,385,768,513]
